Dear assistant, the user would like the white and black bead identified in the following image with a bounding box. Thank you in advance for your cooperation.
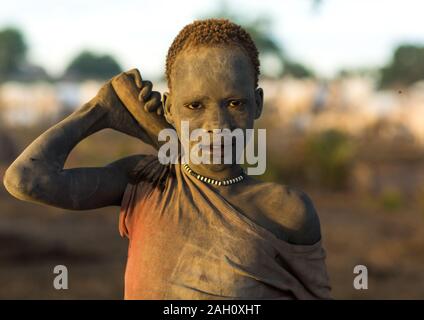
[182,164,244,186]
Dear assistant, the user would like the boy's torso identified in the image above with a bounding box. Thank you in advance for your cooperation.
[119,157,329,299]
[211,175,315,244]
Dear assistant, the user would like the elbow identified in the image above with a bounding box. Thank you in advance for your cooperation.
[3,163,38,202]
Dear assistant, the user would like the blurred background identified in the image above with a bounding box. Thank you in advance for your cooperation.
[1,0,424,299]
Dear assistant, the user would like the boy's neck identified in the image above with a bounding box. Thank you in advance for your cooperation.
[185,162,244,182]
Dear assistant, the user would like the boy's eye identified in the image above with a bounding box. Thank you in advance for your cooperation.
[185,102,202,110]
[228,100,243,108]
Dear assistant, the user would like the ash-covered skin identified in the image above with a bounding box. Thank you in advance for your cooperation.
[163,45,263,179]
[2,69,164,210]
[3,44,321,245]
[163,45,321,244]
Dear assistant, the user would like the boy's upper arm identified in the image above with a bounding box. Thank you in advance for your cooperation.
[23,154,148,210]
[98,154,149,207]
[268,185,322,245]
[286,190,322,245]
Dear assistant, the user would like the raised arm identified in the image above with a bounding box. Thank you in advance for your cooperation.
[2,70,167,210]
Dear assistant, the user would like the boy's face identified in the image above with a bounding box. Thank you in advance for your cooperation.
[163,45,263,171]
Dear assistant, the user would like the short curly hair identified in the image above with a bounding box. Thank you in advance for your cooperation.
[165,19,260,89]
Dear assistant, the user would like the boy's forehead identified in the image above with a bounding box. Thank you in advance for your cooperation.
[171,45,255,94]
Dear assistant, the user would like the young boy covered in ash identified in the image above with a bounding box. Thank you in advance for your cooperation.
[3,19,332,299]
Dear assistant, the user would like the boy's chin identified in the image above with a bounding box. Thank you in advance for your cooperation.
[202,162,234,172]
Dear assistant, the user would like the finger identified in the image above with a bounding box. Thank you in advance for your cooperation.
[125,68,143,89]
[158,96,165,115]
[138,90,145,102]
[139,80,153,101]
[144,91,161,112]
[144,100,161,112]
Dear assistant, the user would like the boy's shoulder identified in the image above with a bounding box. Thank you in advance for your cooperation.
[245,177,322,245]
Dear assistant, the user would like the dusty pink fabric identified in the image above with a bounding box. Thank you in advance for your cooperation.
[119,155,332,299]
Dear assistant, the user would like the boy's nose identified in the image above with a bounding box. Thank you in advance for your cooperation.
[204,107,231,133]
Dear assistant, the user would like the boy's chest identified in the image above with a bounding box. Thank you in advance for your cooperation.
[220,191,291,242]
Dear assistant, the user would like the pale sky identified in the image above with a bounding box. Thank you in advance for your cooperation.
[1,0,424,79]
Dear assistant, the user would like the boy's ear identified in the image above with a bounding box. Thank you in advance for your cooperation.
[162,92,174,125]
[254,87,264,119]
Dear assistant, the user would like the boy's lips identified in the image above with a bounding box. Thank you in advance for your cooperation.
[200,142,234,149]
[198,143,235,158]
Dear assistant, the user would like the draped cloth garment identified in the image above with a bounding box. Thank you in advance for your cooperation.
[119,155,332,299]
